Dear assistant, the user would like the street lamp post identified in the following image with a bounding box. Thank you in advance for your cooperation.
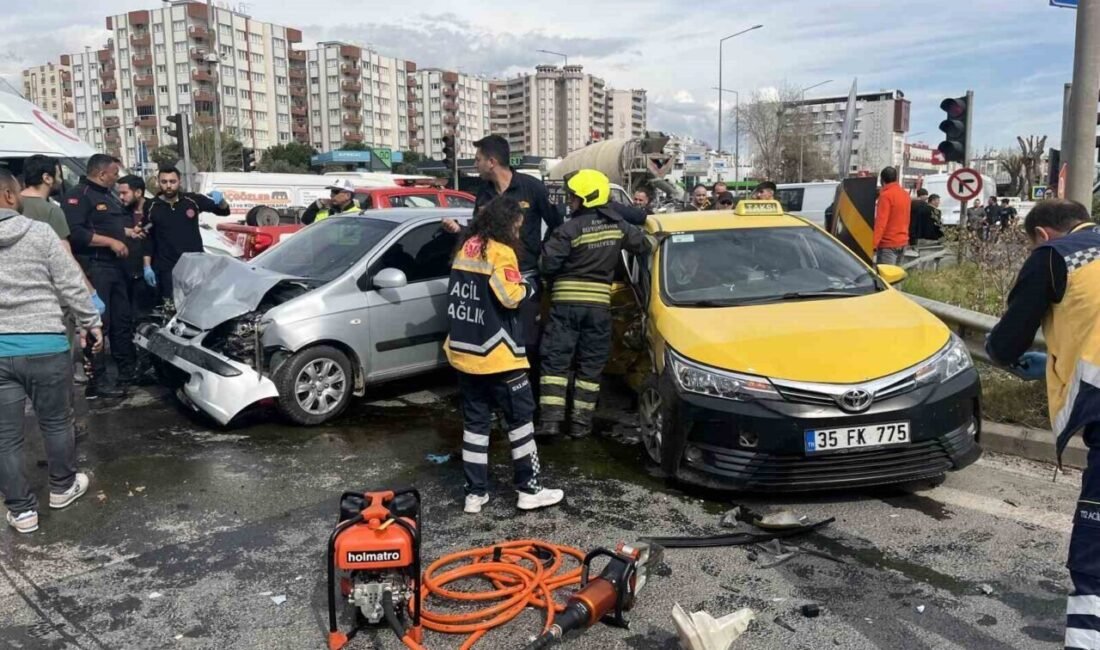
[712,87,740,182]
[798,79,832,182]
[536,49,569,66]
[717,25,762,158]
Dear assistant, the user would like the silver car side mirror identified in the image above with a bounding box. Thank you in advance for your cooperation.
[373,267,408,289]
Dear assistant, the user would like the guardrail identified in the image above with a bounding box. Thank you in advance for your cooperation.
[902,292,1045,364]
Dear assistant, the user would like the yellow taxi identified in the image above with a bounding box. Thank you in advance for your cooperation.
[617,200,981,491]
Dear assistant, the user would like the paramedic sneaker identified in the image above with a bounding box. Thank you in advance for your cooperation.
[516,488,564,511]
[464,493,490,514]
[50,473,90,510]
[6,510,38,534]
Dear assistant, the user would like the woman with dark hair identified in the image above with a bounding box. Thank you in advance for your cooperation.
[444,196,564,515]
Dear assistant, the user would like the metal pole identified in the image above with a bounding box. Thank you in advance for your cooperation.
[718,39,724,156]
[181,113,194,192]
[209,0,223,173]
[1066,0,1100,206]
[963,90,974,168]
[734,91,740,183]
[799,89,805,182]
[1061,82,1073,178]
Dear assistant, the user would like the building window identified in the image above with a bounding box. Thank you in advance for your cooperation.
[250,33,262,46]
[153,23,163,34]
[251,72,265,84]
[172,20,185,32]
[236,30,247,41]
[240,90,251,100]
[174,42,186,54]
[157,85,169,95]
[220,44,233,58]
[224,86,236,97]
[250,52,263,65]
[220,25,233,39]
[237,49,248,61]
[174,63,188,75]
[177,84,190,95]
[253,91,266,103]
[276,95,287,105]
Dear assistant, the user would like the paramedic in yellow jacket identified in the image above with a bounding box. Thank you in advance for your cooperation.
[444,196,564,515]
[987,199,1100,649]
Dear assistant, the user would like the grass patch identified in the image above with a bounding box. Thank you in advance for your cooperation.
[904,263,1006,316]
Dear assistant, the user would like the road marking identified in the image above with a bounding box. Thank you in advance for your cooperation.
[926,486,1073,533]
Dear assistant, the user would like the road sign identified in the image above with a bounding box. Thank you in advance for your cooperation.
[1059,162,1068,198]
[947,167,983,201]
[1051,0,1078,8]
[1033,185,1048,200]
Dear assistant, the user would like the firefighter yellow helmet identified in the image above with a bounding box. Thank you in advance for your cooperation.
[565,169,611,209]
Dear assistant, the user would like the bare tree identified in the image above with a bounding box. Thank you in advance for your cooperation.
[998,150,1024,197]
[1017,135,1047,199]
[738,84,833,182]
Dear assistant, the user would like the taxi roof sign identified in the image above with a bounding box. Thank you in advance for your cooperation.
[733,199,784,216]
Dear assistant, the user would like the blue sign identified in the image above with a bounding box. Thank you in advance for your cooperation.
[1051,0,1078,8]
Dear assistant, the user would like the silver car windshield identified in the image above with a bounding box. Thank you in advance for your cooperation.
[253,217,397,283]
[660,227,881,307]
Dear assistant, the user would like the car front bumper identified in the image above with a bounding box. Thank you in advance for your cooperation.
[660,368,982,491]
[135,323,279,425]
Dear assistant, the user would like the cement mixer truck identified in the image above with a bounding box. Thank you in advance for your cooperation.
[544,132,681,213]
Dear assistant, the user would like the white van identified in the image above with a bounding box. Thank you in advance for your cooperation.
[916,172,996,226]
[775,181,840,225]
[190,171,341,228]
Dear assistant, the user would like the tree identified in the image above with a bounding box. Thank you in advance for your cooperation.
[998,151,1025,197]
[259,142,317,173]
[394,150,427,175]
[339,142,369,151]
[1016,135,1047,199]
[737,85,833,183]
[153,129,244,172]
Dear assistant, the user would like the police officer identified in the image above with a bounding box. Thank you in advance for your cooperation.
[61,154,131,397]
[537,169,652,438]
[300,178,361,225]
[444,196,564,515]
[986,199,1100,648]
[142,166,230,303]
[442,135,562,367]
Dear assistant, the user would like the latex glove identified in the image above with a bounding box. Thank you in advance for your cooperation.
[91,291,106,315]
[1009,351,1047,381]
[210,190,225,205]
[143,265,157,288]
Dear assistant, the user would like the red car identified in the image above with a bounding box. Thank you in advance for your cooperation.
[218,186,476,259]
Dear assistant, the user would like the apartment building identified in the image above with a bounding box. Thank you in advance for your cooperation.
[306,42,413,154]
[408,68,493,159]
[21,62,74,128]
[64,50,107,152]
[792,89,910,175]
[608,89,647,141]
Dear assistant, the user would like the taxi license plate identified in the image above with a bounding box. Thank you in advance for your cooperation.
[804,422,909,453]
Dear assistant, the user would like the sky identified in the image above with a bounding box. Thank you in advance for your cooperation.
[0,0,1082,154]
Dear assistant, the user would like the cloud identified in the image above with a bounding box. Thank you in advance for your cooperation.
[673,90,695,104]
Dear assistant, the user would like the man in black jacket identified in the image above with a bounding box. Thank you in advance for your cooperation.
[537,169,651,438]
[142,166,230,302]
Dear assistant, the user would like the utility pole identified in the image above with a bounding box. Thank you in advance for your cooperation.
[1065,0,1100,206]
[717,25,762,159]
[209,0,223,173]
[1061,82,1073,177]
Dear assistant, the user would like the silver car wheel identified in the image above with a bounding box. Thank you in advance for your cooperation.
[294,358,347,416]
[639,385,663,464]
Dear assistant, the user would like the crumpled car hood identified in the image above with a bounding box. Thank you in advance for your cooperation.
[172,253,306,330]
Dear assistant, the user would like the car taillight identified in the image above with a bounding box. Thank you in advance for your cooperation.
[252,232,275,255]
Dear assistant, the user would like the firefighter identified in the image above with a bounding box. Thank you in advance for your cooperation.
[300,179,362,225]
[985,199,1100,648]
[537,169,652,438]
[444,196,564,515]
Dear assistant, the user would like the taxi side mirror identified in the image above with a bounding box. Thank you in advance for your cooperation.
[877,264,907,285]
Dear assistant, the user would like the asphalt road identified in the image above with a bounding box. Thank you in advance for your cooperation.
[0,373,1079,650]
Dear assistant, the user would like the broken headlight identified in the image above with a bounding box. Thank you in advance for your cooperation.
[914,335,974,385]
[668,348,780,401]
[203,313,264,366]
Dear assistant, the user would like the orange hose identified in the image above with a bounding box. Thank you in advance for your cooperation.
[408,540,586,650]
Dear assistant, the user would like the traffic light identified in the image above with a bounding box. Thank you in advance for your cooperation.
[937,96,969,164]
[165,113,189,161]
[441,134,456,171]
[242,147,256,173]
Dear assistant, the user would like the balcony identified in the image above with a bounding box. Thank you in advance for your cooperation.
[293,121,308,135]
[135,94,155,108]
[133,75,154,87]
[100,79,117,92]
[288,67,306,81]
[190,47,209,62]
[130,32,151,48]
[100,63,115,76]
[194,114,216,127]
[407,106,418,118]
[105,132,120,145]
[442,101,456,111]
[188,25,209,40]
[289,49,306,62]
[144,136,159,149]
[134,115,157,128]
[185,3,208,20]
[443,87,457,99]
[342,80,362,93]
[290,105,307,117]
[442,71,459,84]
[443,115,458,126]
[63,88,73,98]
[343,113,362,125]
[128,9,150,26]
[103,116,120,128]
[341,63,360,77]
[342,97,362,109]
[191,69,216,83]
[64,119,76,129]
[102,100,120,111]
[97,49,112,63]
[406,91,417,104]
[193,90,216,103]
[344,132,364,143]
[339,45,360,59]
[63,102,73,113]
[131,54,152,69]
[289,85,306,98]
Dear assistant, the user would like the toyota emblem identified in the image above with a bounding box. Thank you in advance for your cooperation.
[837,388,873,413]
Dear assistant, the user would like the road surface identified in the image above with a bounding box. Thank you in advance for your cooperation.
[0,374,1078,649]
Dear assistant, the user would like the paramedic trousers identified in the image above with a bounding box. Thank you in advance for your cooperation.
[1067,424,1100,649]
[538,304,611,430]
[459,370,541,497]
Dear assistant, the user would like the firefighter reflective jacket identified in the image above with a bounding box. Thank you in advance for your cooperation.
[1040,224,1100,457]
[540,205,651,307]
[444,237,530,375]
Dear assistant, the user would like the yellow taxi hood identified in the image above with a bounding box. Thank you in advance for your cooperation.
[659,290,951,383]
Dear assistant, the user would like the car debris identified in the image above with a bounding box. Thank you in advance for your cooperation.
[774,616,797,633]
[645,517,834,549]
[916,605,926,614]
[979,583,995,595]
[271,595,287,606]
[425,453,451,464]
[801,603,821,618]
[719,507,742,528]
[672,603,754,650]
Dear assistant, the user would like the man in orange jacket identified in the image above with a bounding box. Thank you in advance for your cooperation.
[873,166,911,265]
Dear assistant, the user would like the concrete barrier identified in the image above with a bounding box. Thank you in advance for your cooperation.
[981,420,1087,469]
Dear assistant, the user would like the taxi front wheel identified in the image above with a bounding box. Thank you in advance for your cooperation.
[639,375,677,474]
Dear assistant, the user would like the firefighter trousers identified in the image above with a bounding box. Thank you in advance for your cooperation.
[1067,424,1100,649]
[538,304,611,430]
[458,370,541,497]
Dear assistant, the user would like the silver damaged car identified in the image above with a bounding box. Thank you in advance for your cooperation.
[135,209,469,425]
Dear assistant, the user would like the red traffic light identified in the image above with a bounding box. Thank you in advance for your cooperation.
[940,97,966,119]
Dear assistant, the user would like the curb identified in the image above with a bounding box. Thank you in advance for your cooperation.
[981,420,1088,469]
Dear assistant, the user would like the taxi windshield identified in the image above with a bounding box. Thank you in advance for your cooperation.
[660,227,882,307]
[253,217,396,282]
